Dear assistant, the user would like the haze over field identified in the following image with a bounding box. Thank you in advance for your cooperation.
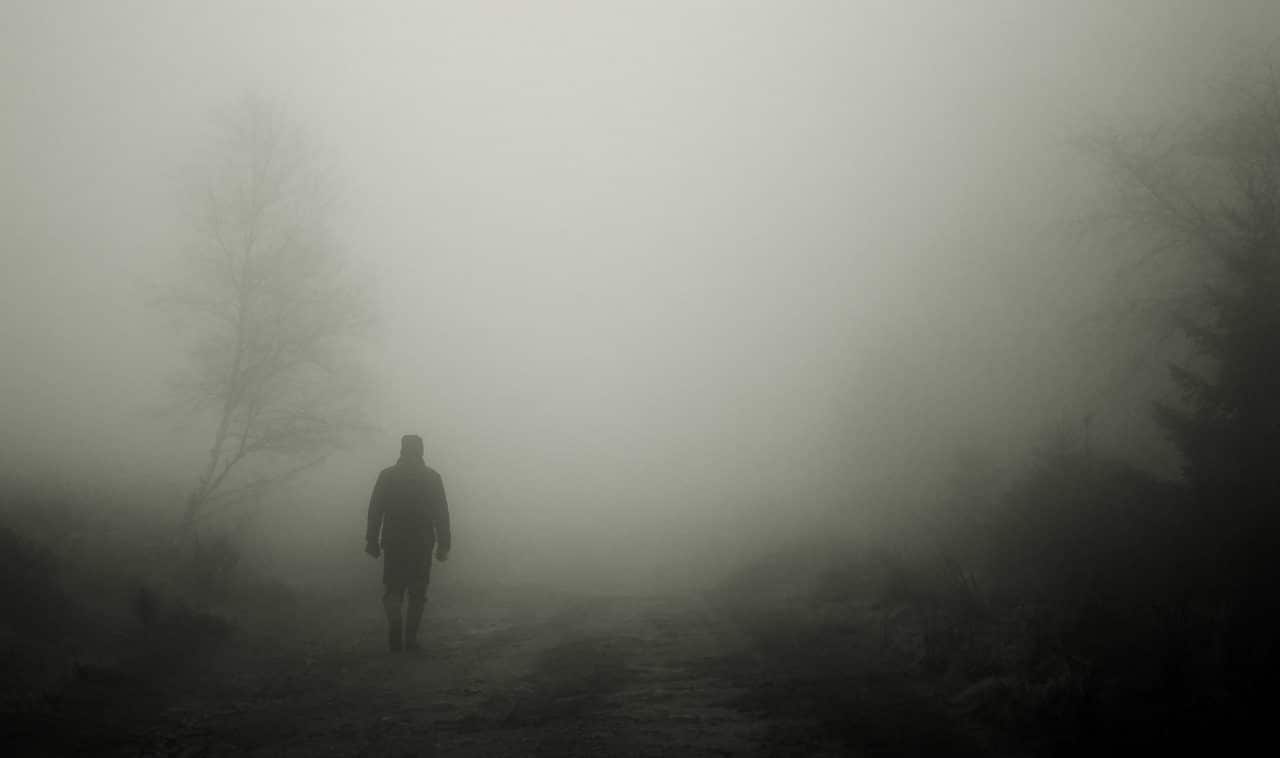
[3,1,1279,586]
[10,3,1280,755]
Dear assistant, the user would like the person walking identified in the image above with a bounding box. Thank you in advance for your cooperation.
[365,434,451,652]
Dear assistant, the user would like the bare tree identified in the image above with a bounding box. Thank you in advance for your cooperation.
[165,96,371,538]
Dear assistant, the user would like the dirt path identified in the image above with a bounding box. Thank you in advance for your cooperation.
[12,587,980,756]
[133,589,775,756]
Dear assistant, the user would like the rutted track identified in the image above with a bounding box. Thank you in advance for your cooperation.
[136,589,771,756]
[10,586,980,756]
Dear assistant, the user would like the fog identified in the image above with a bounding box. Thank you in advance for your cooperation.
[2,3,1277,584]
[12,3,1280,754]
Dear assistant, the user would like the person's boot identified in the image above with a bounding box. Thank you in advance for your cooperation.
[404,595,425,652]
[383,593,403,652]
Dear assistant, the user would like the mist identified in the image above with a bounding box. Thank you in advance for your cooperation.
[5,2,1280,754]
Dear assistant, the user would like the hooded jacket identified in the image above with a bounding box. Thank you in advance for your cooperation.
[366,456,452,553]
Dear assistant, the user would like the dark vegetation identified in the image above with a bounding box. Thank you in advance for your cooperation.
[709,67,1280,755]
[0,481,297,754]
[713,446,1220,755]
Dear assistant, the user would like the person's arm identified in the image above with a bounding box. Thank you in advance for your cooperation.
[365,471,386,557]
[434,475,451,560]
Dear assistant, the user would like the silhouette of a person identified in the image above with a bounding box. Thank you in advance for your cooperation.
[365,434,451,652]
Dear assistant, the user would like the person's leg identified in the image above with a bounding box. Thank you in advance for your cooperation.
[404,556,433,651]
[382,583,404,652]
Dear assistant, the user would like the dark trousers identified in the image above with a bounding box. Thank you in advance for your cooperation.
[382,547,431,649]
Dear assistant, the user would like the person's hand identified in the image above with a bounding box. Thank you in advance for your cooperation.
[435,546,450,563]
[365,540,381,558]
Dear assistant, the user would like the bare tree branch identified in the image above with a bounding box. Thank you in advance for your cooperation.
[165,96,371,538]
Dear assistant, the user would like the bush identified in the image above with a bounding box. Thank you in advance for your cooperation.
[978,440,1189,608]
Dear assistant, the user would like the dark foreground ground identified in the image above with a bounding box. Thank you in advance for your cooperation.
[5,581,1003,757]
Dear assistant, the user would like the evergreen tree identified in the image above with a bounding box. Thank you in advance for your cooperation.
[1094,71,1280,575]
